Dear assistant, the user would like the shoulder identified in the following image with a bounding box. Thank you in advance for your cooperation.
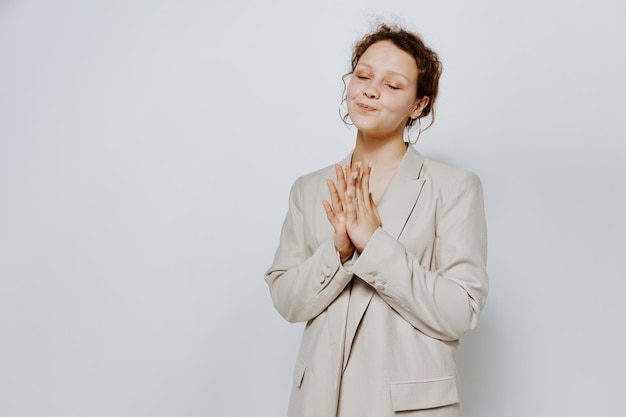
[419,152,478,181]
[421,155,481,187]
[416,155,486,220]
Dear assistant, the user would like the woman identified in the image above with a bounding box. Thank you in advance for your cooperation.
[265,24,488,417]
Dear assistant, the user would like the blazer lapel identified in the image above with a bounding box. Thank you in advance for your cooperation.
[327,283,351,381]
[342,278,373,371]
[376,145,426,240]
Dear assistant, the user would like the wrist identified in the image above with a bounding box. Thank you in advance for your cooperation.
[336,245,355,263]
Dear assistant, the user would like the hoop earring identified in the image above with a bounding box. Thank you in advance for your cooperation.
[408,117,423,145]
[339,105,353,126]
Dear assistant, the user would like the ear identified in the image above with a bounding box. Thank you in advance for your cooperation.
[410,96,430,119]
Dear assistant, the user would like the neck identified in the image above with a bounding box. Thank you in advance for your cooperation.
[351,131,408,168]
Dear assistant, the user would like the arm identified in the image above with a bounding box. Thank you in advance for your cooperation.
[347,173,488,341]
[265,176,354,323]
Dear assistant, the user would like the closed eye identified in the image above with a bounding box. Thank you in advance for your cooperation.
[387,84,399,90]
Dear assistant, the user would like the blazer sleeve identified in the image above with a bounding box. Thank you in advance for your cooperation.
[264,176,354,323]
[346,171,488,341]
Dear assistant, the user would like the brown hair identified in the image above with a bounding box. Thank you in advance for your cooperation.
[342,23,443,129]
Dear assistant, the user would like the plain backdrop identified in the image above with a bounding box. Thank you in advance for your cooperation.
[1,1,625,416]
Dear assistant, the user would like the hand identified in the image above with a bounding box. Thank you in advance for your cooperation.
[323,164,356,262]
[344,161,381,252]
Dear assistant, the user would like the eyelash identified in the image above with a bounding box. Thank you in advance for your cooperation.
[356,76,399,90]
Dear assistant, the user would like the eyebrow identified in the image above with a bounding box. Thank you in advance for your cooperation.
[355,63,411,83]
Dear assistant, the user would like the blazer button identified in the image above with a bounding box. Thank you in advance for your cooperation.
[320,274,327,284]
[366,276,375,284]
[375,284,385,291]
[324,267,332,276]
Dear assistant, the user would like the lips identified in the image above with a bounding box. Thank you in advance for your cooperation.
[356,102,377,112]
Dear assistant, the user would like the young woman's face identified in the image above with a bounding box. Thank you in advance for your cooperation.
[346,40,426,138]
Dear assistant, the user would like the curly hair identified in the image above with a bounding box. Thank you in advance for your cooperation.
[342,24,443,129]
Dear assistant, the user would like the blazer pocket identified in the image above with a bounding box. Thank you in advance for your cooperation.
[293,358,307,389]
[390,376,458,411]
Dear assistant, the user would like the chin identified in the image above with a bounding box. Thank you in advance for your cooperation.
[351,116,378,130]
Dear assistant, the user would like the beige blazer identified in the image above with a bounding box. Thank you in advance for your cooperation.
[265,145,488,417]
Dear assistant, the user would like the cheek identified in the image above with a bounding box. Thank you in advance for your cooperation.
[346,79,360,98]
[387,95,417,113]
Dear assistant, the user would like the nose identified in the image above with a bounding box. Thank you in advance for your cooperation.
[363,87,379,99]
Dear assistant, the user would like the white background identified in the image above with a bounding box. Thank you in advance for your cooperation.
[1,1,625,416]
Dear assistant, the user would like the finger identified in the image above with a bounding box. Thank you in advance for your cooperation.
[326,179,344,213]
[336,164,348,193]
[323,199,347,232]
[322,200,336,222]
[345,190,357,225]
[355,161,366,207]
[346,164,357,210]
[361,161,372,210]
[335,164,348,206]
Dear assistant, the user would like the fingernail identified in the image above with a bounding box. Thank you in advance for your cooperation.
[353,172,358,180]
[357,161,362,169]
[369,161,373,168]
